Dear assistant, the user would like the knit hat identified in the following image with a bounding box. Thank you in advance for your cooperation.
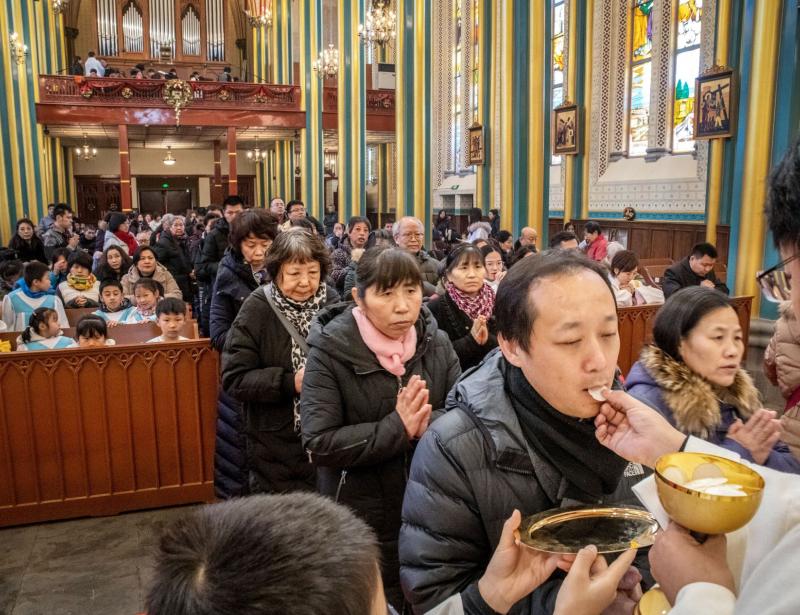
[108,213,127,233]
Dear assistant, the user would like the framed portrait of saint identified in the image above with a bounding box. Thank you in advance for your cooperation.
[694,68,736,140]
[553,103,579,155]
[468,123,485,165]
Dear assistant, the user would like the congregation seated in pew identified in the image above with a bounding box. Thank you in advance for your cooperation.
[92,279,157,325]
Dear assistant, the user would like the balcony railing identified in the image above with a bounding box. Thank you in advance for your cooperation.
[323,87,395,115]
[39,75,301,110]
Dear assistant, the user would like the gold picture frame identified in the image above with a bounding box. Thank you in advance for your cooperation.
[553,103,579,155]
[694,67,736,140]
[468,122,485,165]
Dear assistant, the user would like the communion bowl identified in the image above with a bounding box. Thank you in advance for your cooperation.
[654,452,764,535]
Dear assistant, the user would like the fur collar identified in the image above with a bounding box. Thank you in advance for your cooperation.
[639,346,761,438]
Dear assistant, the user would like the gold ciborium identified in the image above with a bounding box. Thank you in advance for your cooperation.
[636,452,765,615]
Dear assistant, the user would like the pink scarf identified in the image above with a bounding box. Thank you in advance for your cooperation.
[352,306,417,377]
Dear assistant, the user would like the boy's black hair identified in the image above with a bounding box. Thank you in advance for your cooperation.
[75,314,108,340]
[0,259,23,282]
[23,261,50,287]
[133,277,163,296]
[99,279,124,293]
[156,297,186,317]
[67,250,94,272]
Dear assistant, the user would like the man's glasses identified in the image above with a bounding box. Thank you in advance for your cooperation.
[756,252,800,303]
[400,232,424,240]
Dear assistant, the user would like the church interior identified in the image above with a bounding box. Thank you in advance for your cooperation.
[1,1,800,614]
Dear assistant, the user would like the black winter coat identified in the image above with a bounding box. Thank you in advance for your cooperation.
[399,350,652,614]
[7,236,47,264]
[427,292,498,371]
[662,257,729,298]
[154,230,194,302]
[195,218,229,284]
[221,284,340,495]
[300,303,461,606]
[209,251,264,352]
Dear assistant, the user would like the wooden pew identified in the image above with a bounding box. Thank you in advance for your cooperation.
[638,258,673,288]
[0,340,219,527]
[0,321,200,351]
[616,296,752,376]
[65,307,99,326]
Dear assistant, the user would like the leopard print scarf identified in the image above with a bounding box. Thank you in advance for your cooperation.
[269,282,328,430]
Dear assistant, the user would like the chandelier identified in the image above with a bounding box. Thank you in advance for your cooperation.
[312,44,339,79]
[358,0,397,48]
[52,0,68,14]
[247,138,268,163]
[9,32,28,66]
[245,0,273,28]
[163,146,177,166]
[74,134,97,160]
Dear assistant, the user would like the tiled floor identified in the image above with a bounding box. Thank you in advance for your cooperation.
[0,506,194,615]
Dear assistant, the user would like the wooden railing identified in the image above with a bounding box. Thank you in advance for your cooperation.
[39,75,301,110]
[0,341,218,527]
[323,87,395,115]
[617,296,752,376]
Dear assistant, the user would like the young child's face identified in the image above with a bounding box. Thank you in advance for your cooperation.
[32,273,51,292]
[70,263,90,277]
[157,312,185,340]
[135,288,158,310]
[78,333,106,348]
[102,286,124,310]
[40,314,60,338]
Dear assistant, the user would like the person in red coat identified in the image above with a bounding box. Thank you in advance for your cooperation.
[584,220,609,262]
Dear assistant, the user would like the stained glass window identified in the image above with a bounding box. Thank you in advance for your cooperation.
[628,0,653,155]
[552,0,565,165]
[452,1,463,170]
[673,0,702,153]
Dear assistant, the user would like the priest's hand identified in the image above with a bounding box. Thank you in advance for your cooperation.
[594,389,686,468]
[477,509,561,614]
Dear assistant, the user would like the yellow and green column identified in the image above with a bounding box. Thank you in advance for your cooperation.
[299,0,324,220]
[395,0,432,240]
[475,0,495,213]
[337,0,367,222]
[268,0,295,203]
[500,0,550,240]
[0,0,69,241]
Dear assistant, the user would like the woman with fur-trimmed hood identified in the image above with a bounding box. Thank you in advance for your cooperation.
[626,287,800,473]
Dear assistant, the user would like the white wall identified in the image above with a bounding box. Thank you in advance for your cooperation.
[73,147,257,176]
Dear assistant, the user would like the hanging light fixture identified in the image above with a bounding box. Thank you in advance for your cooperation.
[74,134,98,161]
[9,32,28,66]
[312,44,339,79]
[52,0,69,14]
[245,0,273,28]
[246,138,268,163]
[358,0,397,48]
[163,146,177,166]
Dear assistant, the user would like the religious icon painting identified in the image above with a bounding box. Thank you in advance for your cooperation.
[694,67,736,140]
[468,122,485,165]
[553,103,579,155]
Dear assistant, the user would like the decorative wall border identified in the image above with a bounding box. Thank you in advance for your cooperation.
[611,0,630,158]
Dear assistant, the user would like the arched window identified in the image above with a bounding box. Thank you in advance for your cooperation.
[551,0,565,164]
[628,0,653,156]
[672,0,702,152]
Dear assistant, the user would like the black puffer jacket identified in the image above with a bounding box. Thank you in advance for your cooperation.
[400,350,651,614]
[426,291,498,371]
[195,217,229,284]
[300,303,461,606]
[221,284,339,494]
[210,251,264,352]
[153,230,194,302]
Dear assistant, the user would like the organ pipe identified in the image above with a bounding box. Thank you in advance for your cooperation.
[206,0,224,62]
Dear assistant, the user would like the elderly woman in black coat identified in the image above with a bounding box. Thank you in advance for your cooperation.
[210,210,278,499]
[153,213,194,303]
[300,246,461,608]
[222,230,339,496]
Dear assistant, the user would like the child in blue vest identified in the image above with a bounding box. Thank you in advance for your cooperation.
[16,307,76,351]
[123,278,162,324]
[93,279,137,325]
[2,261,68,331]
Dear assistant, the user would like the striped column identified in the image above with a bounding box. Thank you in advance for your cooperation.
[0,0,69,242]
[395,0,432,240]
[300,0,324,220]
[337,0,366,222]
[580,0,594,219]
[476,0,495,213]
[269,0,295,202]
[500,0,550,239]
[563,0,586,224]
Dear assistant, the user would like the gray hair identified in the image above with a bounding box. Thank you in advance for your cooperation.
[162,214,185,229]
[392,216,424,237]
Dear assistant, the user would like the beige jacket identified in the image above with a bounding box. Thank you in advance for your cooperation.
[764,301,800,458]
[121,263,183,304]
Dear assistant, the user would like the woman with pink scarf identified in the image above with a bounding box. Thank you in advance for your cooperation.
[300,246,460,610]
[428,243,498,371]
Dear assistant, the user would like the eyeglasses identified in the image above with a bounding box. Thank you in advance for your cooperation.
[400,232,424,240]
[756,252,799,303]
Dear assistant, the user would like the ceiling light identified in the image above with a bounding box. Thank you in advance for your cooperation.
[163,146,177,166]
